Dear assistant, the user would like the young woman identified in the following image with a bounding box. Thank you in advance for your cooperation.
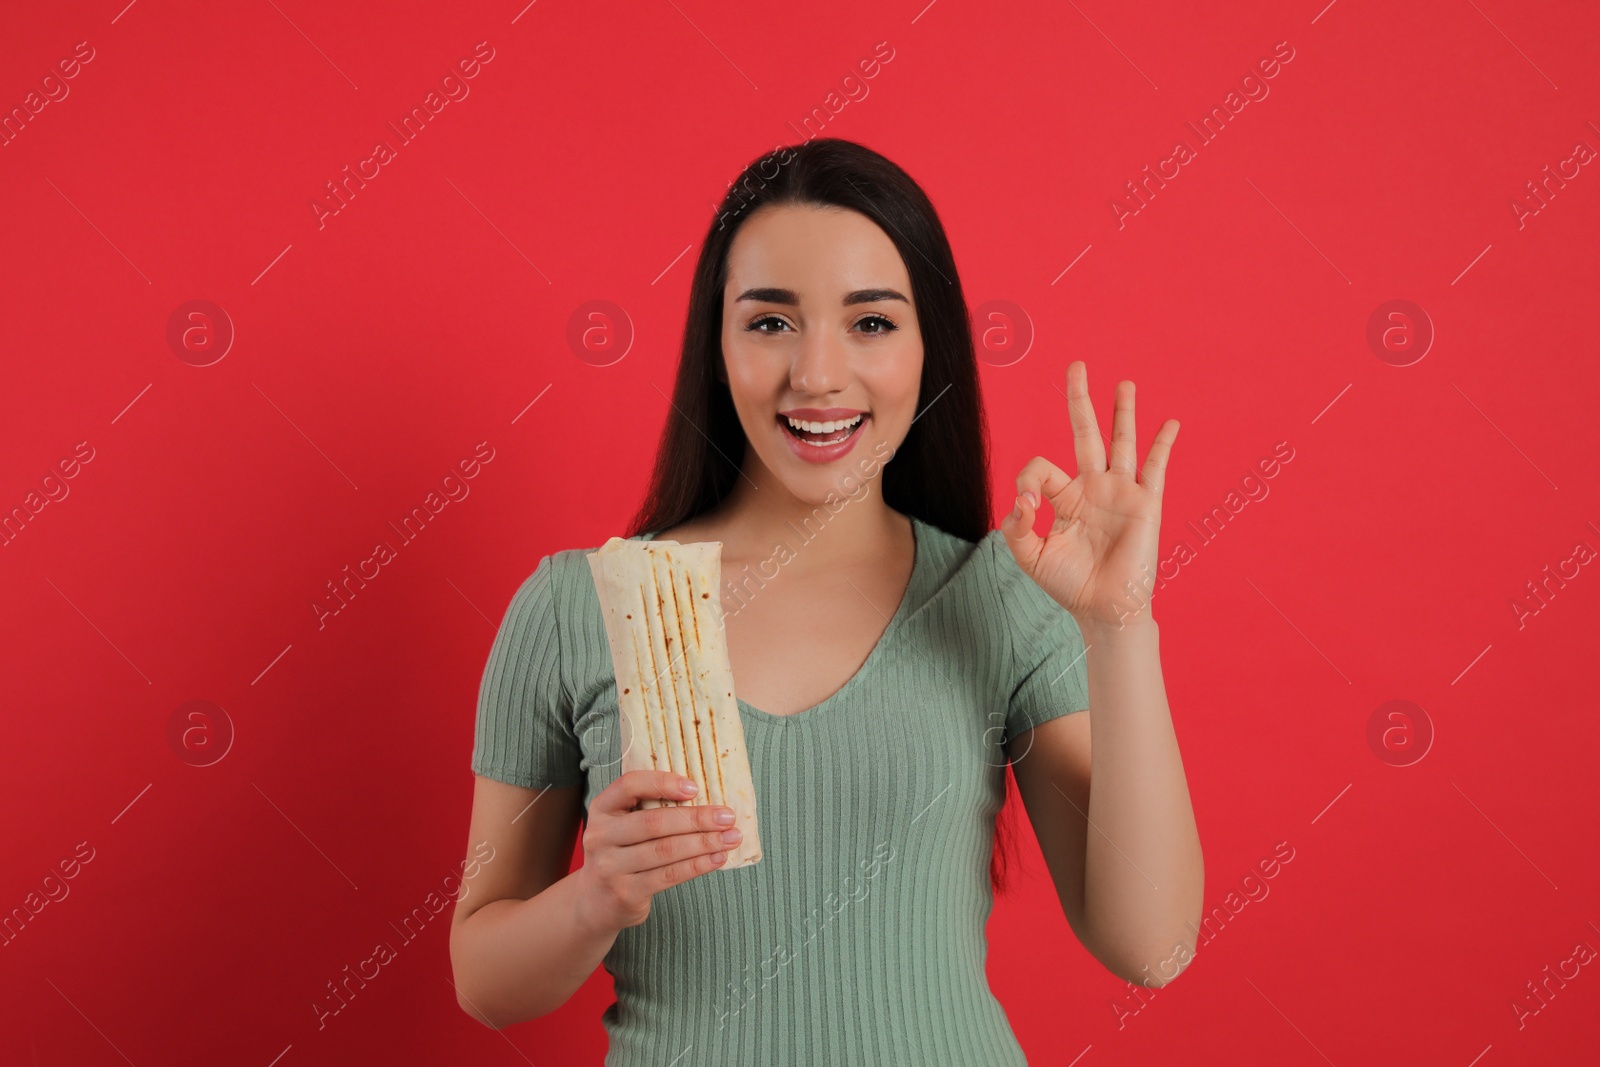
[450,138,1203,1064]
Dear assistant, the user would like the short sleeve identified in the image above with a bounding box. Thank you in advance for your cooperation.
[988,535,1091,744]
[471,554,585,789]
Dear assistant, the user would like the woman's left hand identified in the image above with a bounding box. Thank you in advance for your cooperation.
[999,360,1179,630]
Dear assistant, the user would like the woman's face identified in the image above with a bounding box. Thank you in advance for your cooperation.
[718,202,923,505]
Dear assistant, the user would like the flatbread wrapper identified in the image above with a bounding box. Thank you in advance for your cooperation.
[586,536,762,868]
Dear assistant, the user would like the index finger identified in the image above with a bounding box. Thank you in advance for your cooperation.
[591,769,700,815]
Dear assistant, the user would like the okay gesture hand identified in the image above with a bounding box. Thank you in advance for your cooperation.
[999,361,1179,630]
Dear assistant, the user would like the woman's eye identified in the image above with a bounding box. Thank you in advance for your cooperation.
[746,314,898,334]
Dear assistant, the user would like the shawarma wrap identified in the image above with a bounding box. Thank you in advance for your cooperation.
[586,537,762,868]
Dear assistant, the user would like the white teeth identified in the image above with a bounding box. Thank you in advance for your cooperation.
[784,414,863,434]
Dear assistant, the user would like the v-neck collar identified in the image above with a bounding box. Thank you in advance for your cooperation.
[633,515,925,724]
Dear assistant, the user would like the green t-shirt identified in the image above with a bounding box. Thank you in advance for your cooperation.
[472,515,1091,1065]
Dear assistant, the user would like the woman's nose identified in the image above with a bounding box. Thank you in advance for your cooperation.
[790,331,847,396]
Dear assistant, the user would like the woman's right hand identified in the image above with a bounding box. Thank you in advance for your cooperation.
[574,770,742,931]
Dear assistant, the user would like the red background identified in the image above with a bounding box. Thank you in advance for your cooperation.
[4,1,1598,1064]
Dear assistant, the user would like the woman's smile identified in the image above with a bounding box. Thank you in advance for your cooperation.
[775,406,870,463]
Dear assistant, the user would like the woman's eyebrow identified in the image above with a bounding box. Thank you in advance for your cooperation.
[733,287,909,306]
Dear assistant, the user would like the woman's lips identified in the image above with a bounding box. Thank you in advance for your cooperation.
[777,413,867,464]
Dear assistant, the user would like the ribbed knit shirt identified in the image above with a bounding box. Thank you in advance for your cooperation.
[471,515,1091,1066]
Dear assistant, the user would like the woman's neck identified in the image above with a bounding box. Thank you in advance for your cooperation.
[702,463,908,573]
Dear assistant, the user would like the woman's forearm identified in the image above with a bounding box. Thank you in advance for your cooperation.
[451,867,621,1027]
[1076,617,1204,986]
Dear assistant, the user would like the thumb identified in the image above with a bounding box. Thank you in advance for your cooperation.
[1000,490,1043,568]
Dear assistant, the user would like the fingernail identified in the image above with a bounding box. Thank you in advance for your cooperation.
[714,809,736,825]
[681,779,698,795]
[1010,497,1022,520]
[1024,491,1038,509]
[720,828,743,843]
[711,851,728,864]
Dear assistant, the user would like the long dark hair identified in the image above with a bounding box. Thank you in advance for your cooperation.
[627,137,1026,893]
